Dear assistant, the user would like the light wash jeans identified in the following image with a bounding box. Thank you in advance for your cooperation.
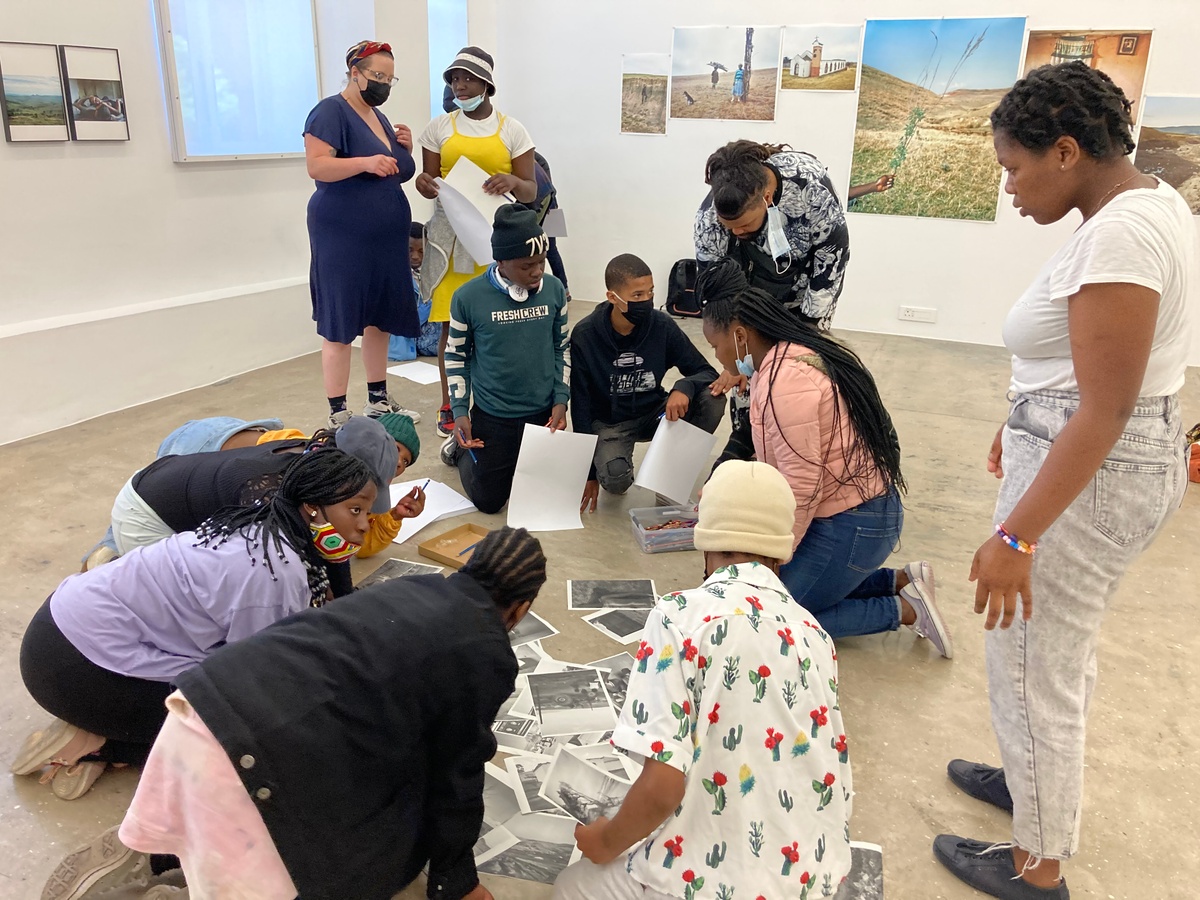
[987,390,1187,859]
[553,858,674,900]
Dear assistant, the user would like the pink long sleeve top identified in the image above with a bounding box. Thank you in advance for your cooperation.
[750,342,888,548]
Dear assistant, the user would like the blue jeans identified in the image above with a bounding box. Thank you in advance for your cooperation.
[778,489,904,638]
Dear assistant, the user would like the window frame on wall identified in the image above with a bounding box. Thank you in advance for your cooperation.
[427,0,468,120]
[153,0,322,162]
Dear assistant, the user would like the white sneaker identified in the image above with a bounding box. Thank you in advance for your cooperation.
[40,826,150,900]
[439,434,461,467]
[363,396,422,424]
[900,575,953,659]
[327,408,353,430]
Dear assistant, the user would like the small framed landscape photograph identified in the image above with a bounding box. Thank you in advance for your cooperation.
[58,44,128,141]
[0,41,69,142]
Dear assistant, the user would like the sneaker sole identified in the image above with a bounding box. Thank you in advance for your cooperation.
[41,830,136,900]
[908,581,954,660]
[11,720,79,776]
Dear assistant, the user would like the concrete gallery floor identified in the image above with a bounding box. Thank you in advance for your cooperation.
[0,306,1197,900]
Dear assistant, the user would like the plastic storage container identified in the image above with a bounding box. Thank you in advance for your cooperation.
[629,506,698,554]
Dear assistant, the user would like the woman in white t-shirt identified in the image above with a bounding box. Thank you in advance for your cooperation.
[415,47,538,438]
[934,63,1195,900]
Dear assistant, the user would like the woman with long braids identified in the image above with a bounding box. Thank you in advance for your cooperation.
[935,63,1194,900]
[46,528,548,900]
[702,285,952,657]
[695,140,850,329]
[11,449,376,801]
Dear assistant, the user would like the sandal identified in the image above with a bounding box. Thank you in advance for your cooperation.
[51,761,108,800]
[11,719,106,776]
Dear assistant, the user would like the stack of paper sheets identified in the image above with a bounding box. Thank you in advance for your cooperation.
[389,480,476,545]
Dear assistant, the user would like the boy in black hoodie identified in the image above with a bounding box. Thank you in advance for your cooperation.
[572,254,723,511]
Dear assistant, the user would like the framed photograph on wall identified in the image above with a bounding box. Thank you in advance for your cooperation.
[0,41,70,142]
[58,45,128,141]
[1118,34,1140,56]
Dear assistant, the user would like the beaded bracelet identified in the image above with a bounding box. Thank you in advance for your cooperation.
[995,522,1037,555]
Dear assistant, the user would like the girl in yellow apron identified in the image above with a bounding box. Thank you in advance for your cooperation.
[416,47,538,436]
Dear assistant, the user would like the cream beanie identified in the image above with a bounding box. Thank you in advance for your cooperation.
[694,461,797,562]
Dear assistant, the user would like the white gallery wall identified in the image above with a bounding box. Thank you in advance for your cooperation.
[0,0,432,445]
[491,0,1200,363]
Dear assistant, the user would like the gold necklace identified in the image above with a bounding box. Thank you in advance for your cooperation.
[1088,171,1141,218]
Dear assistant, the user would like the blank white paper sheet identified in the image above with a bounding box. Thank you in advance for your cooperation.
[389,479,476,545]
[386,361,442,385]
[634,417,719,505]
[435,156,513,265]
[508,425,598,532]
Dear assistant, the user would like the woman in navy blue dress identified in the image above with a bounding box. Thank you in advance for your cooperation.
[304,40,422,429]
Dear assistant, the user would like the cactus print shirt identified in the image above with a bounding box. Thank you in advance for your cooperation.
[612,562,852,899]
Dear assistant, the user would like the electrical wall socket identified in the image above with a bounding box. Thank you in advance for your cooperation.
[898,305,937,323]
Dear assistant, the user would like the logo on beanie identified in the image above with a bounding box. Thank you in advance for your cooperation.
[525,233,550,256]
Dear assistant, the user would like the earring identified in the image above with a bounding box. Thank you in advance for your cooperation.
[310,511,317,518]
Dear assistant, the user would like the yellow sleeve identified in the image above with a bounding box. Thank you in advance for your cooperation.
[357,512,402,558]
[257,428,307,444]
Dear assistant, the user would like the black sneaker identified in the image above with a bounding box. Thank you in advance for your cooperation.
[933,835,1068,899]
[948,759,1014,813]
[439,435,461,468]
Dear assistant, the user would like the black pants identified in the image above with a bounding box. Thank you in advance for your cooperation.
[19,597,172,765]
[457,405,552,514]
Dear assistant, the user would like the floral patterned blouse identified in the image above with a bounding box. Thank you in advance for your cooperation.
[612,562,852,899]
[693,150,850,329]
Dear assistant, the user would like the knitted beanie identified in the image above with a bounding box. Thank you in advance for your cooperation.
[491,204,548,261]
[376,413,420,463]
[693,461,797,562]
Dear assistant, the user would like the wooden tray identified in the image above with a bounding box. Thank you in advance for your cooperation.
[418,522,491,569]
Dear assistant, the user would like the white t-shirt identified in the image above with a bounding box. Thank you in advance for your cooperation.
[1004,179,1197,396]
[417,109,534,159]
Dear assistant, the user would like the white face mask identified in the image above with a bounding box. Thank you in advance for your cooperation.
[764,200,790,262]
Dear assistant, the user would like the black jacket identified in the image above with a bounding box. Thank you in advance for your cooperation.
[175,572,518,900]
[569,302,718,436]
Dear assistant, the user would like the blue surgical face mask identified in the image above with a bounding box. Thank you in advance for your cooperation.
[454,92,485,113]
[734,331,756,378]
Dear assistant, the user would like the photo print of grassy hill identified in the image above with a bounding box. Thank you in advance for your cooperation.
[1024,31,1152,128]
[0,41,70,142]
[781,25,861,91]
[850,17,1027,221]
[1136,96,1200,215]
[621,53,669,135]
[670,25,781,121]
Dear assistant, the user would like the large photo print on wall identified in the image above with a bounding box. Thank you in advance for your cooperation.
[621,53,669,135]
[849,16,1027,221]
[0,41,69,142]
[780,25,862,92]
[1024,31,1152,128]
[59,45,128,141]
[1136,96,1200,215]
[670,26,782,122]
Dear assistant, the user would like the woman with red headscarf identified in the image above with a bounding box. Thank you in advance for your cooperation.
[304,40,422,430]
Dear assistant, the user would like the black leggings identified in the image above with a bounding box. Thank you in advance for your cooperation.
[457,405,553,514]
[19,597,172,765]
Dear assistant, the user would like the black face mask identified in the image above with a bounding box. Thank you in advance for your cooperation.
[359,78,391,107]
[623,301,654,326]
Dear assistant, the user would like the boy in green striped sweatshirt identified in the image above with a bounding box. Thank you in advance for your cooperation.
[440,204,569,513]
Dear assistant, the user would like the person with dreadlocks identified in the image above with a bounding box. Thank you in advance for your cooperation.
[702,286,952,658]
[104,416,422,596]
[934,63,1193,900]
[45,527,548,900]
[694,140,850,329]
[11,449,376,802]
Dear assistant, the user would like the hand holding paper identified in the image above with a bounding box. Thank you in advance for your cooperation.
[508,425,598,531]
[435,157,515,264]
[634,417,719,505]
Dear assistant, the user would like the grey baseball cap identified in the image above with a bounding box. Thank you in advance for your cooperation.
[334,417,398,515]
